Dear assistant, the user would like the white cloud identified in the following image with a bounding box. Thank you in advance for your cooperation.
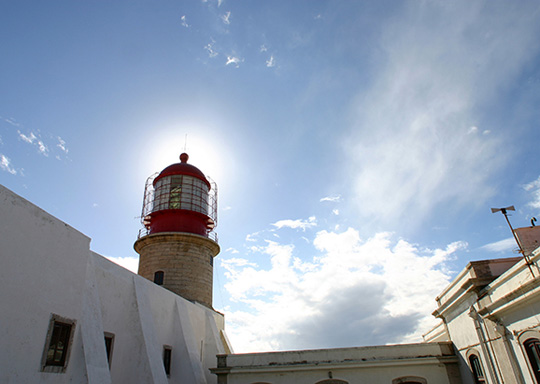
[245,232,260,242]
[205,40,218,58]
[221,11,231,25]
[346,2,540,228]
[332,209,339,215]
[0,154,16,175]
[223,228,464,352]
[1,117,20,127]
[320,195,341,203]
[57,137,68,153]
[480,237,516,253]
[260,45,268,52]
[266,55,276,68]
[272,216,317,231]
[225,56,243,67]
[37,140,49,156]
[18,130,49,156]
[524,176,540,209]
[18,130,36,144]
[105,256,139,273]
[222,257,258,270]
[180,15,189,28]
[226,247,239,254]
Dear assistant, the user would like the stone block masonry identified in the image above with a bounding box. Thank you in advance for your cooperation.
[135,232,220,308]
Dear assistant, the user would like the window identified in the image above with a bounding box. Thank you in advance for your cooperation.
[41,314,76,373]
[169,180,182,209]
[152,175,209,214]
[469,354,486,384]
[525,338,540,383]
[392,377,427,384]
[163,346,172,376]
[104,332,115,368]
[154,271,164,285]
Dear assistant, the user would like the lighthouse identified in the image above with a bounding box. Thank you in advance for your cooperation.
[134,153,219,308]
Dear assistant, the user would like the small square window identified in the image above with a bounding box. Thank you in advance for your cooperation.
[41,314,76,373]
[163,346,172,376]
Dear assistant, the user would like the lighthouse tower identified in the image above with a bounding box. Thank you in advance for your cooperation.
[134,153,219,308]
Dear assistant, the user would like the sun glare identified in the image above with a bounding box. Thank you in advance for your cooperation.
[141,126,229,187]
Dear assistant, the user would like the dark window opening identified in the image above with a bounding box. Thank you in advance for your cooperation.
[163,346,172,376]
[469,354,486,384]
[46,322,72,366]
[525,338,540,383]
[104,333,115,368]
[154,271,164,285]
[41,314,76,373]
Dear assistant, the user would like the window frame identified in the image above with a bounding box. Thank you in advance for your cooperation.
[163,345,172,377]
[41,314,77,373]
[524,338,540,383]
[468,353,487,384]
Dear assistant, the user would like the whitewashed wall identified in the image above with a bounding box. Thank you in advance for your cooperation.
[0,184,229,384]
[213,342,461,384]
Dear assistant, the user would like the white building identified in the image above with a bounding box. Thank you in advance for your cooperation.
[2,153,540,383]
[424,232,540,384]
[0,182,231,384]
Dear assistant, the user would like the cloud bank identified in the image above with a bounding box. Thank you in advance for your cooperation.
[221,226,464,352]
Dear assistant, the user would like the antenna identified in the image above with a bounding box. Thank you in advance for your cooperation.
[491,205,535,276]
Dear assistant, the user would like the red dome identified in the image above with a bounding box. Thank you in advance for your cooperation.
[153,153,211,189]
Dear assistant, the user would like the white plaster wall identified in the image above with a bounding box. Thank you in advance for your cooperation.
[93,254,157,383]
[225,365,453,384]
[0,185,90,383]
[443,296,480,350]
[0,184,228,383]
[495,293,540,384]
[221,343,460,384]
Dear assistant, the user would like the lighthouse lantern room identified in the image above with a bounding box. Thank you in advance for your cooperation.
[139,152,217,240]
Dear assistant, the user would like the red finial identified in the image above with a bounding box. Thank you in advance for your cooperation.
[180,153,189,163]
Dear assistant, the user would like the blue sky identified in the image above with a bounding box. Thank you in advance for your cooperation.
[2,1,540,353]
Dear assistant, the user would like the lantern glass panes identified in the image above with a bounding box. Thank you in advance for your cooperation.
[153,175,209,214]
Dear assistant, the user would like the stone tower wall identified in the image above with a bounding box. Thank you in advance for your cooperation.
[134,232,220,308]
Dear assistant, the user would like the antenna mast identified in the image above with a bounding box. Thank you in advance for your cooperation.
[491,205,535,277]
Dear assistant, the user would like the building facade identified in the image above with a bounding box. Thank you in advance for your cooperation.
[0,183,231,384]
[424,237,540,384]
